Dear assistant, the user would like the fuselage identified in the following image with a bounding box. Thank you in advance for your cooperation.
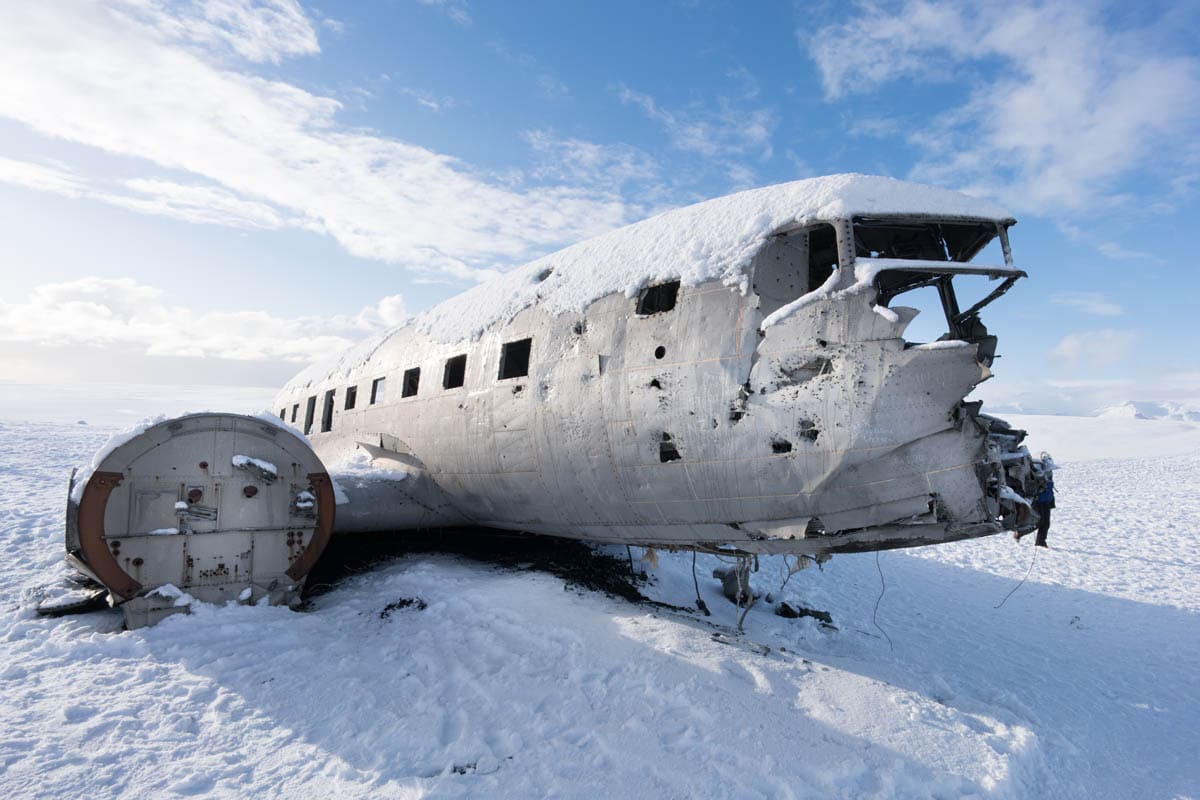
[272,175,1044,556]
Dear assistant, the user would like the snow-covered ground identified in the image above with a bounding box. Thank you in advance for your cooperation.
[1,394,1197,799]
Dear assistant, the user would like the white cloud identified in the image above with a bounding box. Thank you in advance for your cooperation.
[0,277,403,364]
[1048,329,1136,369]
[805,1,1200,213]
[0,2,635,282]
[1050,292,1124,317]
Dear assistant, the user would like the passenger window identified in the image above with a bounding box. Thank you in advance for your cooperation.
[637,281,680,315]
[402,367,420,397]
[344,385,357,410]
[498,338,532,380]
[291,404,299,423]
[278,408,285,420]
[370,377,386,404]
[443,354,467,389]
[320,389,335,433]
[303,396,316,435]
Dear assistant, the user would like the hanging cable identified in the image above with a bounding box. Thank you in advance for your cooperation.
[994,542,1039,609]
[873,551,894,652]
[692,550,710,616]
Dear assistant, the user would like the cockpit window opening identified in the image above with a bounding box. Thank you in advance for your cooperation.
[402,367,420,398]
[320,389,336,433]
[852,217,997,263]
[636,281,680,315]
[303,396,316,435]
[370,377,386,405]
[498,337,532,380]
[344,385,357,410]
[859,218,1019,367]
[443,354,467,389]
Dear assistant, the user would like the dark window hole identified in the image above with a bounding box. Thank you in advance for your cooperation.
[659,432,682,463]
[443,354,467,389]
[637,281,679,315]
[402,367,420,398]
[499,337,532,380]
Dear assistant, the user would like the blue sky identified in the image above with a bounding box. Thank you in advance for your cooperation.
[1,0,1198,414]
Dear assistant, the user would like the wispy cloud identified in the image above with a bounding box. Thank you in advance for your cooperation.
[0,156,290,229]
[1050,292,1124,317]
[130,0,320,64]
[615,84,775,160]
[0,277,405,363]
[416,0,471,27]
[488,41,570,101]
[397,86,456,113]
[1049,329,1136,369]
[0,2,635,281]
[1096,241,1152,261]
[804,1,1200,213]
[523,130,660,195]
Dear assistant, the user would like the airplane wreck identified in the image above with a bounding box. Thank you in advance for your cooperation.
[51,174,1051,626]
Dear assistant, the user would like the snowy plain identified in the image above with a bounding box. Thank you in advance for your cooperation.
[0,384,1197,799]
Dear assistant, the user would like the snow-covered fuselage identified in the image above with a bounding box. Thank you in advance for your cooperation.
[274,175,1046,557]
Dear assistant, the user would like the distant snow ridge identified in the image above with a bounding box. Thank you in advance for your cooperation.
[1097,401,1200,422]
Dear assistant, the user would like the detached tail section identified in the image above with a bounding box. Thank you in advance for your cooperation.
[53,413,334,628]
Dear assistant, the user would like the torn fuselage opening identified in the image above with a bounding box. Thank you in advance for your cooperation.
[856,217,1024,366]
[752,223,840,318]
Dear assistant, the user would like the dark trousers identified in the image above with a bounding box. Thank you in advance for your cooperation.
[1032,501,1051,546]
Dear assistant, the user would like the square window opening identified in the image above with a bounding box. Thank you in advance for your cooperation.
[402,367,420,398]
[370,377,386,405]
[637,281,680,315]
[443,354,467,389]
[498,337,532,380]
[321,389,336,433]
[303,396,316,435]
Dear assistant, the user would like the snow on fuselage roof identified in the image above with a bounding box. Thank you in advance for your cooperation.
[285,174,1012,390]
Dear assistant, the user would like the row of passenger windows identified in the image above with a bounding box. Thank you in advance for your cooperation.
[280,337,534,434]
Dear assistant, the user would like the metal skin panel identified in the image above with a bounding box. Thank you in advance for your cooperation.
[278,214,1043,557]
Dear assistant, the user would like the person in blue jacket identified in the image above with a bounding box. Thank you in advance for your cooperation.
[1016,453,1055,547]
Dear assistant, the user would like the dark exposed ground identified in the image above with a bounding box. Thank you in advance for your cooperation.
[303,528,653,606]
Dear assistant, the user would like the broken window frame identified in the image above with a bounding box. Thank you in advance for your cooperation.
[854,217,1025,355]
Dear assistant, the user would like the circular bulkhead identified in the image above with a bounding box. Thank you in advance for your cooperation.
[72,413,334,615]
